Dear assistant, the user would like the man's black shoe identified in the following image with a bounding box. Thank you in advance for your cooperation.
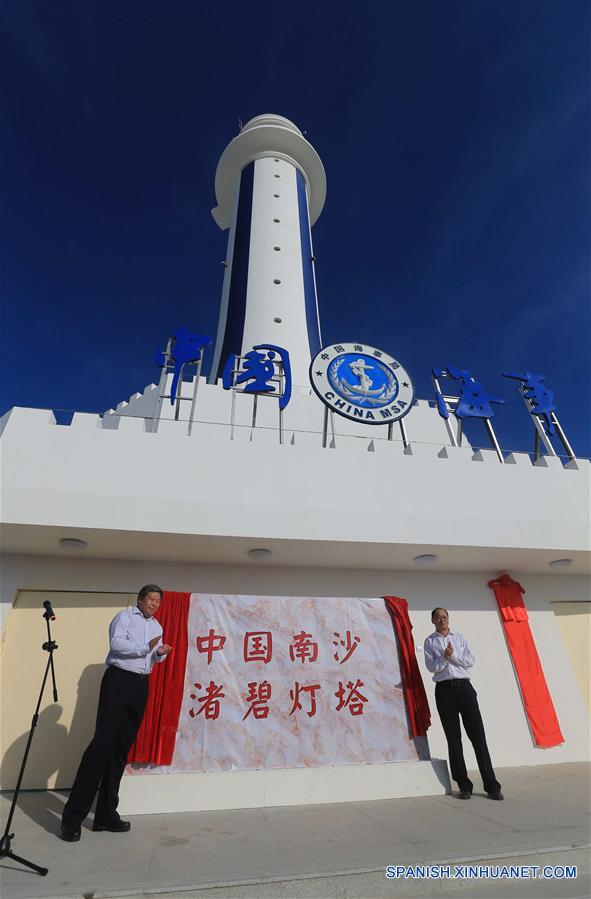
[61,823,81,842]
[487,791,504,801]
[92,819,131,832]
[458,790,472,799]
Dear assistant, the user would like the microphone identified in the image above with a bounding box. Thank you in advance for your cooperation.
[43,600,56,620]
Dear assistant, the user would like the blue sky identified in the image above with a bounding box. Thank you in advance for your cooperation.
[2,0,589,457]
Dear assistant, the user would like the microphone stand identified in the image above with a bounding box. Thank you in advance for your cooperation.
[0,605,59,876]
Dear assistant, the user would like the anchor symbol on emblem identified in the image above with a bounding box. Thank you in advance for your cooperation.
[342,358,385,397]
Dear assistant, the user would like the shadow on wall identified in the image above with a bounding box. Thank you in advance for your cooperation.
[1,664,105,832]
[0,664,104,792]
[429,757,451,793]
[0,704,69,834]
[57,663,105,788]
[0,704,68,792]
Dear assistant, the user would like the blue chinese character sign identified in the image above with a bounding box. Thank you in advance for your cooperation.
[309,343,414,424]
[222,344,292,411]
[502,371,576,463]
[503,372,556,436]
[154,327,212,406]
[432,366,505,420]
[431,365,505,462]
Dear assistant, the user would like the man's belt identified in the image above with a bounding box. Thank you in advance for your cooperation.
[437,678,470,687]
[109,665,149,678]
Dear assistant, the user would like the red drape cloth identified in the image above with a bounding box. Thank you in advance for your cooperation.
[384,596,431,737]
[488,574,563,748]
[127,591,191,765]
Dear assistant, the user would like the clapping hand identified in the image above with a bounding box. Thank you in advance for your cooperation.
[444,642,454,659]
[149,635,172,656]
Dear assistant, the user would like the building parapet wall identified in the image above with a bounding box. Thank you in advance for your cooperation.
[1,404,588,562]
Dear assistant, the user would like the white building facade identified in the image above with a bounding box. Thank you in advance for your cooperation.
[1,116,589,814]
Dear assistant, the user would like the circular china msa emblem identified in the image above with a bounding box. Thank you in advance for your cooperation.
[309,343,414,424]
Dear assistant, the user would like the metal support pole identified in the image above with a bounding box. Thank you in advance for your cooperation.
[187,353,204,436]
[230,389,236,441]
[443,415,458,447]
[398,419,409,449]
[322,405,329,448]
[484,418,504,463]
[519,390,556,457]
[251,394,258,435]
[329,410,336,448]
[174,362,185,421]
[277,364,284,445]
[432,376,458,447]
[152,336,173,431]
[551,414,576,462]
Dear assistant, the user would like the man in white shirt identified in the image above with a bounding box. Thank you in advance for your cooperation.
[424,607,503,801]
[61,585,172,841]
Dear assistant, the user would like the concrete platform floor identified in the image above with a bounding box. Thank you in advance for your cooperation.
[0,763,589,899]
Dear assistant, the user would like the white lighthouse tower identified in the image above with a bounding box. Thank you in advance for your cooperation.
[209,115,326,386]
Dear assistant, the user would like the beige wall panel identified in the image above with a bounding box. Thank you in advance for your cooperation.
[551,601,591,715]
[0,590,132,789]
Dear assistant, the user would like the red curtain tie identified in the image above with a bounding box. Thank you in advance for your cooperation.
[384,596,431,738]
[488,575,563,748]
[127,590,191,766]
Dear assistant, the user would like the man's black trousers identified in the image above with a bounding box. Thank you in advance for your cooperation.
[435,679,501,795]
[62,666,148,827]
